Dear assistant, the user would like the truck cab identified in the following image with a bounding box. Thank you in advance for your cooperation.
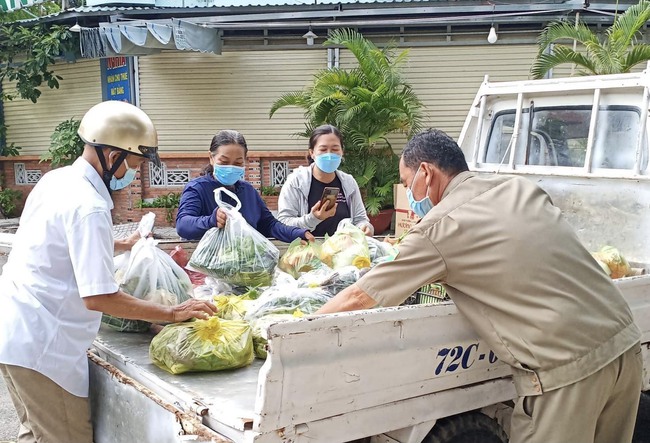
[458,69,650,265]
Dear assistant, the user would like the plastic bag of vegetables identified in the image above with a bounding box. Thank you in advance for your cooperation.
[297,265,370,296]
[591,246,632,279]
[251,311,303,359]
[321,220,371,270]
[213,292,257,320]
[103,235,193,333]
[150,316,254,374]
[366,237,399,266]
[189,188,280,287]
[278,238,325,278]
[245,286,331,321]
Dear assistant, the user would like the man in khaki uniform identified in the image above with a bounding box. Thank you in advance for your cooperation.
[317,129,642,443]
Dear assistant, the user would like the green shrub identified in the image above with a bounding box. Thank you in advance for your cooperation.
[42,118,84,168]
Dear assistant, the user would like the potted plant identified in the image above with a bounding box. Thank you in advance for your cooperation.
[260,185,281,210]
[270,28,424,234]
[135,192,181,228]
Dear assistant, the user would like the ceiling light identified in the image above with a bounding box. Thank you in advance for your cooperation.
[302,29,317,46]
[487,25,498,44]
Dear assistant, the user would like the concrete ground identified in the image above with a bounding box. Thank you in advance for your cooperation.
[0,251,19,442]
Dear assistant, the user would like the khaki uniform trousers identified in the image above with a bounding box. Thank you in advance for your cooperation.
[0,363,93,443]
[510,343,643,443]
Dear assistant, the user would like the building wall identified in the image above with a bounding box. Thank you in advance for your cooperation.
[2,59,102,156]
[137,50,326,152]
[0,39,568,223]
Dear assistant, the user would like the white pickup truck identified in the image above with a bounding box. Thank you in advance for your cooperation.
[87,69,650,443]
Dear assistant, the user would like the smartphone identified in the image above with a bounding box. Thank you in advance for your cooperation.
[320,187,340,210]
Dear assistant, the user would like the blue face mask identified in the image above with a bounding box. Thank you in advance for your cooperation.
[406,167,434,218]
[214,164,245,186]
[109,160,137,191]
[314,153,342,174]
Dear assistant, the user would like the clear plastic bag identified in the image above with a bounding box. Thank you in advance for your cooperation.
[278,238,325,278]
[150,316,254,374]
[297,265,369,296]
[251,312,302,359]
[320,219,371,270]
[244,286,331,321]
[366,236,399,266]
[188,188,280,287]
[103,236,194,332]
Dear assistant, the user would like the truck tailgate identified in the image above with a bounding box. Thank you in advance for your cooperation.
[91,325,262,441]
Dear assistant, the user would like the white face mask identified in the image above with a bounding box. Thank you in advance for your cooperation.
[110,158,137,191]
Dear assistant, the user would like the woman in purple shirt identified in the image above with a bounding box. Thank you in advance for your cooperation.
[176,130,314,243]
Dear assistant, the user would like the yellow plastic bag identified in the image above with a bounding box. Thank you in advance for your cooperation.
[213,294,255,320]
[150,316,254,374]
[251,310,304,359]
[278,238,325,278]
[592,246,631,279]
[320,221,371,269]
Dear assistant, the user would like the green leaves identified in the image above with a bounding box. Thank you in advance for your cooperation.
[0,188,21,218]
[532,1,650,78]
[0,24,74,103]
[41,118,84,168]
[269,28,422,215]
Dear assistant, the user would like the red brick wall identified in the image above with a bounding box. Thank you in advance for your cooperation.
[0,151,308,222]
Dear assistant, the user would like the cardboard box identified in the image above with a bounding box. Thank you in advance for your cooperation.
[393,184,421,237]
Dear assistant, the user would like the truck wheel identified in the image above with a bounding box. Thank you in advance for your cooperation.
[423,412,508,443]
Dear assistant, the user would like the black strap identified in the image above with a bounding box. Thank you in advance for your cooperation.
[95,146,128,190]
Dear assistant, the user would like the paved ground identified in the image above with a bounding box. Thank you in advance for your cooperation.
[0,252,19,442]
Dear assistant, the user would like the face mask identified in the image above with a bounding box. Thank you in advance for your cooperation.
[406,166,434,218]
[109,159,137,191]
[314,153,342,174]
[214,164,245,186]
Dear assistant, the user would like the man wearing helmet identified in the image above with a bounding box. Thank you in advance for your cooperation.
[0,101,216,443]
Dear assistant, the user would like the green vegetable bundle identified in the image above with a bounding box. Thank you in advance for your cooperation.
[150,316,254,374]
[189,190,280,287]
[103,237,194,332]
[251,313,302,359]
[245,286,331,321]
[213,294,255,320]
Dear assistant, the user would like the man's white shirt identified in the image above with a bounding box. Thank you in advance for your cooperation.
[0,157,118,397]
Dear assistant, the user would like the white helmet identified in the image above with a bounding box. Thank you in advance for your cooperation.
[78,101,161,168]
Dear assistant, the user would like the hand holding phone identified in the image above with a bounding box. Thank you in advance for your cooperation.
[312,187,339,220]
[320,187,339,210]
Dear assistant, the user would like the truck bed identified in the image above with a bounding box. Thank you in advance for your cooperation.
[89,272,650,443]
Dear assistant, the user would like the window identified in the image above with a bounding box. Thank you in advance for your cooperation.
[484,106,647,171]
[149,163,191,187]
[270,161,289,187]
[14,163,41,185]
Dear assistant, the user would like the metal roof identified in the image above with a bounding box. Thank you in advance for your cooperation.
[15,1,634,27]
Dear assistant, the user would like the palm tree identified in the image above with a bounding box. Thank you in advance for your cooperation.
[531,0,650,79]
[270,28,424,216]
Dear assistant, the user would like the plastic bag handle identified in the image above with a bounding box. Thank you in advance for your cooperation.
[214,187,242,212]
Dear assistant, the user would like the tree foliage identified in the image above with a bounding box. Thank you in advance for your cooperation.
[270,28,424,215]
[0,23,74,103]
[532,1,650,78]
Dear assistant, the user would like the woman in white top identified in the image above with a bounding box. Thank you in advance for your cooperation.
[277,125,373,236]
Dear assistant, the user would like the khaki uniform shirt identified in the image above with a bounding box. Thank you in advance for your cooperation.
[357,171,640,396]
